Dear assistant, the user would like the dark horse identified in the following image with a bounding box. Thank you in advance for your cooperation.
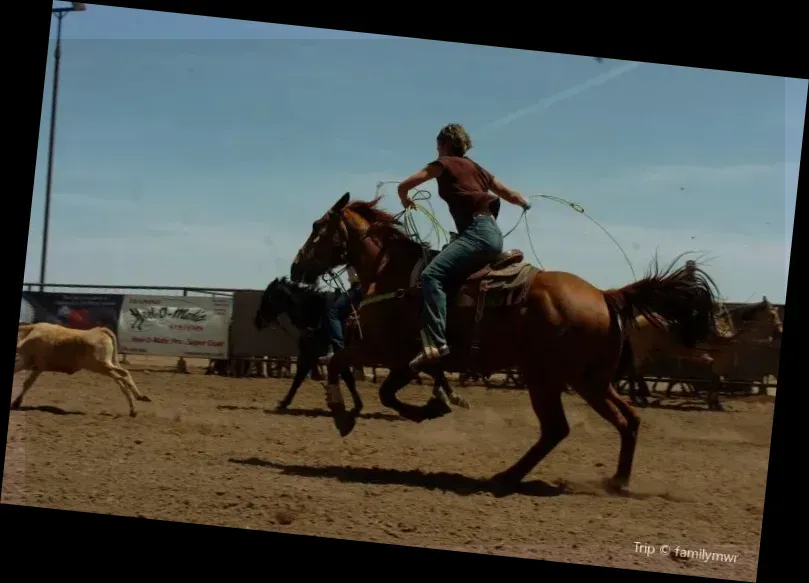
[289,193,723,493]
[253,277,469,412]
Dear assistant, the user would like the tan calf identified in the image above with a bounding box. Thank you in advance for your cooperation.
[13,322,152,417]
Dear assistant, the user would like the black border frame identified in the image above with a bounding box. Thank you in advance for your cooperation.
[4,2,804,581]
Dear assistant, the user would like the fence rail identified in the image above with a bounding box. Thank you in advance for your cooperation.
[23,282,244,297]
[19,283,784,390]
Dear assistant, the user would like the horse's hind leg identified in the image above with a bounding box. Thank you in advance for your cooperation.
[575,378,640,491]
[491,377,570,492]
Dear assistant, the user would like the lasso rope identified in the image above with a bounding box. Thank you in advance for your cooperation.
[521,193,636,279]
[374,181,636,280]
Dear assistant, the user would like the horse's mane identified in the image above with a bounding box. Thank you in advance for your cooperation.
[346,197,432,251]
[273,276,333,306]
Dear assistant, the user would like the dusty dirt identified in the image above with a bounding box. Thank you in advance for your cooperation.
[3,356,774,581]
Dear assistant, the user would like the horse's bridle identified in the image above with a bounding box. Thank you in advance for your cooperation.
[298,205,390,285]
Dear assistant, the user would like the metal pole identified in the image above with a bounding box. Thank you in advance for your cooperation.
[39,11,65,293]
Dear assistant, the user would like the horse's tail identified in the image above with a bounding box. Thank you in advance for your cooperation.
[603,253,722,350]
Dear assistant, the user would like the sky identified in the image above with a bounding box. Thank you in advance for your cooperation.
[24,2,806,303]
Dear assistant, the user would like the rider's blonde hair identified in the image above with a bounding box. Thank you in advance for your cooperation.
[437,123,472,156]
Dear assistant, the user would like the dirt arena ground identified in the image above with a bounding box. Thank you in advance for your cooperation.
[4,356,774,581]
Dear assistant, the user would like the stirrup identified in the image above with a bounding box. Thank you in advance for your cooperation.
[409,345,450,371]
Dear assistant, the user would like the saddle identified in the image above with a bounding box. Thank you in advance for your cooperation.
[414,248,538,308]
[414,247,540,371]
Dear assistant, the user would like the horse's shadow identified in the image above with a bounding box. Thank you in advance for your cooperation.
[228,457,566,498]
[216,404,402,422]
[12,405,85,416]
[644,399,725,412]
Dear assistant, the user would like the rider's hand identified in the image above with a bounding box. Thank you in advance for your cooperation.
[400,196,416,210]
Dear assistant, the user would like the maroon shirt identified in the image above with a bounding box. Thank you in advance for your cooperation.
[426,155,499,234]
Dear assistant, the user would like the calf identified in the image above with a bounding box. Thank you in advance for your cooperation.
[13,322,151,417]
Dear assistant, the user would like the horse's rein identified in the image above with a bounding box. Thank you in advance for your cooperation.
[319,209,388,342]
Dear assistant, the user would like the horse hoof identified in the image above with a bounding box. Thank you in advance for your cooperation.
[449,395,471,410]
[604,476,628,493]
[277,401,290,411]
[425,396,452,419]
[129,411,137,418]
[334,412,356,437]
[138,395,152,403]
[10,401,21,410]
[489,472,520,497]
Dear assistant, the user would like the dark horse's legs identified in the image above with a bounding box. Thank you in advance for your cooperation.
[277,354,315,410]
[625,374,651,407]
[280,336,363,415]
[323,344,366,436]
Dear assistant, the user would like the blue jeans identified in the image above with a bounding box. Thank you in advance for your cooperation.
[326,285,364,351]
[419,214,504,351]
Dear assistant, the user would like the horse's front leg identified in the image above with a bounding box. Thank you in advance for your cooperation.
[379,365,453,422]
[439,371,471,409]
[339,362,364,416]
[278,355,313,410]
[424,366,470,410]
[325,345,359,437]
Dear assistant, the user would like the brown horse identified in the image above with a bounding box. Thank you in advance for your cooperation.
[289,193,723,492]
[618,298,783,409]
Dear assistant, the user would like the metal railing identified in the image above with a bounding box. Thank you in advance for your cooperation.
[21,282,254,297]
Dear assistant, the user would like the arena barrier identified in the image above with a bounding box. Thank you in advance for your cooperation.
[21,288,233,360]
[20,285,784,388]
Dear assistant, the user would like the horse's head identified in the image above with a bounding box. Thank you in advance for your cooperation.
[290,192,415,286]
[734,296,783,342]
[757,296,783,341]
[253,277,298,330]
[291,192,353,285]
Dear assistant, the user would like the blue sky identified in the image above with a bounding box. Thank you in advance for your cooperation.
[25,2,805,303]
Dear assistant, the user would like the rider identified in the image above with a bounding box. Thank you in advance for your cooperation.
[397,123,531,371]
[325,266,363,356]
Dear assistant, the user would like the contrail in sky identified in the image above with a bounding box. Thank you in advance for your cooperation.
[475,60,643,135]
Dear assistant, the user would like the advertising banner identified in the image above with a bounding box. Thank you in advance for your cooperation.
[20,291,123,332]
[117,294,232,358]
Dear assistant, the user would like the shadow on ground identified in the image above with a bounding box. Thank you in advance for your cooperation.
[228,456,566,498]
[217,404,403,422]
[644,399,725,412]
[13,405,85,416]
